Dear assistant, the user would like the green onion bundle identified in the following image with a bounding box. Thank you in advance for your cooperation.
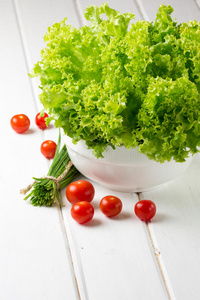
[21,133,79,206]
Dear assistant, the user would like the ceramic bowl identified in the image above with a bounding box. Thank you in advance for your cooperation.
[64,136,193,192]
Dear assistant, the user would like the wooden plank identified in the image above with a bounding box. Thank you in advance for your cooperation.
[135,0,200,22]
[140,154,200,299]
[0,0,79,299]
[61,184,169,300]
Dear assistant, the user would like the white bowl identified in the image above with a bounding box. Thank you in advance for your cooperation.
[64,136,193,192]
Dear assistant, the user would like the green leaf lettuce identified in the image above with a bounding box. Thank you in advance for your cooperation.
[30,3,200,162]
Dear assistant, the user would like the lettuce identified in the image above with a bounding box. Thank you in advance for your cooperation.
[30,3,200,162]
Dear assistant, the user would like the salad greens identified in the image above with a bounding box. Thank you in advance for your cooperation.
[30,3,200,162]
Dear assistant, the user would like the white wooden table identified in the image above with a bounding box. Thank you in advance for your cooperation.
[1,0,200,299]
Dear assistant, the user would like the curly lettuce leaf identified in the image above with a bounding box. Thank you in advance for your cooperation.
[84,3,135,37]
[30,3,200,162]
[137,77,200,162]
[180,20,200,92]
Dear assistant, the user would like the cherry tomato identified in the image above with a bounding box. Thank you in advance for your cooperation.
[134,200,156,222]
[100,195,122,217]
[35,112,49,130]
[66,180,95,205]
[71,201,94,224]
[10,114,30,133]
[40,140,57,159]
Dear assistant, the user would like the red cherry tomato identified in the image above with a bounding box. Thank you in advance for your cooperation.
[134,200,156,222]
[40,140,57,159]
[10,114,30,133]
[35,112,49,130]
[100,195,122,217]
[66,180,95,205]
[71,201,94,224]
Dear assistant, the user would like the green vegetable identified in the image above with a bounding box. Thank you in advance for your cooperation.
[30,3,200,162]
[21,132,79,206]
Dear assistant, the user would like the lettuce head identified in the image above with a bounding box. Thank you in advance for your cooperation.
[30,3,200,162]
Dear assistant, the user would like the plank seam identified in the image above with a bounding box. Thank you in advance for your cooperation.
[12,1,82,298]
[73,0,87,26]
[60,197,90,300]
[138,193,172,300]
[56,204,82,300]
[146,223,172,300]
[11,0,41,115]
[195,0,200,9]
[133,0,150,21]
[11,0,50,172]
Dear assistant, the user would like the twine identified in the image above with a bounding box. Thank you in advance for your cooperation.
[20,161,73,195]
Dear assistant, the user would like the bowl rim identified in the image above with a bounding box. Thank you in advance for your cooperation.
[64,135,193,166]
